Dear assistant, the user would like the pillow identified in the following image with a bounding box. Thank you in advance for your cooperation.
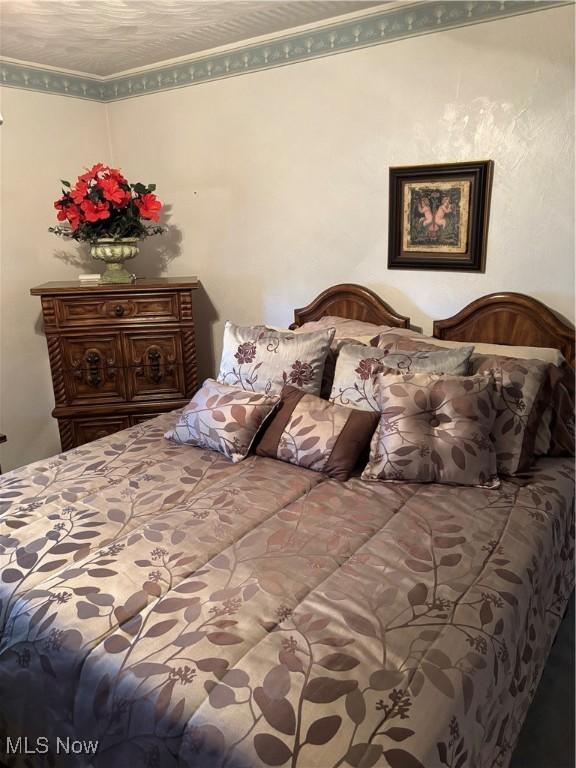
[362,371,500,488]
[470,354,549,475]
[296,316,395,347]
[533,406,553,456]
[217,322,335,396]
[273,316,397,398]
[389,334,565,367]
[537,362,574,457]
[372,330,568,458]
[371,332,453,354]
[165,379,279,462]
[330,343,474,411]
[370,327,436,348]
[256,385,379,481]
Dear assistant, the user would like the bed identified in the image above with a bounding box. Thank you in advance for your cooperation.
[0,285,573,768]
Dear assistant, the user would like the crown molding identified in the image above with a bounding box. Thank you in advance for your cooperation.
[0,0,571,102]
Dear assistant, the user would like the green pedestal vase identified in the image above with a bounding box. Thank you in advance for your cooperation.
[90,238,139,284]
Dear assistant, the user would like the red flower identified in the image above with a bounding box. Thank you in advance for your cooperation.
[81,199,110,222]
[71,180,89,204]
[78,163,106,183]
[55,198,82,229]
[135,192,162,221]
[66,204,82,230]
[107,167,127,184]
[98,177,130,206]
[51,166,165,241]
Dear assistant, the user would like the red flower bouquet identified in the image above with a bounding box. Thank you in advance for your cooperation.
[49,163,165,242]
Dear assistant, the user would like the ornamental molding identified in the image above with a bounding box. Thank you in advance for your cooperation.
[0,1,571,102]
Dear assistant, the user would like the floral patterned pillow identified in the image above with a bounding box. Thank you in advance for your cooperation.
[471,354,550,475]
[165,379,279,462]
[362,371,500,488]
[217,322,335,396]
[257,385,379,480]
[275,316,397,399]
[330,342,475,411]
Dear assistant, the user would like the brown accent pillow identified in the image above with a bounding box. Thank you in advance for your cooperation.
[471,354,550,475]
[165,379,279,462]
[256,385,379,481]
[362,370,500,488]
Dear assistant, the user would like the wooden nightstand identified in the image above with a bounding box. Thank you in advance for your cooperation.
[31,278,200,451]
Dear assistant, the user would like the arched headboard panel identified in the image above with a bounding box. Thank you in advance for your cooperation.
[291,283,410,330]
[433,292,575,367]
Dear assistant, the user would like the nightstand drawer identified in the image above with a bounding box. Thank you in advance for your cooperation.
[73,417,131,446]
[124,330,186,400]
[61,333,127,404]
[55,292,180,326]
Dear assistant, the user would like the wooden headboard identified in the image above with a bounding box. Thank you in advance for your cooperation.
[433,292,575,368]
[290,285,575,367]
[291,283,410,329]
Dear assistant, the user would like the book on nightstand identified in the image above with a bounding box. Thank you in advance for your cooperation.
[78,274,102,284]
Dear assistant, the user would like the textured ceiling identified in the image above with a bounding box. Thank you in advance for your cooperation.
[0,0,383,77]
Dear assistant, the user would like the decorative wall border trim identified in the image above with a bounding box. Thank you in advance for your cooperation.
[0,62,104,100]
[0,0,571,102]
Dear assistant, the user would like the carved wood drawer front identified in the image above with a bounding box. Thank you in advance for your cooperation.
[73,417,131,446]
[124,331,186,400]
[61,333,126,404]
[55,293,180,325]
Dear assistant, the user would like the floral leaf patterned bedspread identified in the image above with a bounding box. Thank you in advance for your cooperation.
[0,413,573,768]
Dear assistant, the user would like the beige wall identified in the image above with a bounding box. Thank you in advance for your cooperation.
[0,88,111,470]
[107,7,574,378]
[0,6,574,471]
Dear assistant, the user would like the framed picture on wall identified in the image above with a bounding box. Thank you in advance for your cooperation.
[388,160,493,271]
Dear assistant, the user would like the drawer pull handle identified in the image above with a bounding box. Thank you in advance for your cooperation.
[114,304,125,317]
[135,350,165,384]
[73,351,103,388]
[86,351,102,388]
[148,350,163,384]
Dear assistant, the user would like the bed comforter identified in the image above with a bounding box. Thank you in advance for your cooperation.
[0,413,573,768]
